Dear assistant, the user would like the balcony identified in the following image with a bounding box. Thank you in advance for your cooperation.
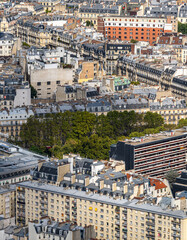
[172,219,180,224]
[146,215,155,220]
[40,193,48,198]
[172,226,181,232]
[17,200,25,205]
[18,212,25,217]
[115,221,120,225]
[122,228,127,232]
[146,233,155,238]
[17,188,24,193]
[18,194,25,200]
[115,233,120,238]
[41,205,48,210]
[146,221,155,226]
[122,209,127,214]
[115,227,120,232]
[172,232,181,237]
[146,227,155,232]
[40,211,48,217]
[115,215,120,220]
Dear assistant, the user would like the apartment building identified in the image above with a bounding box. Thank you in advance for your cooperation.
[0,141,47,186]
[26,48,74,99]
[0,108,34,140]
[16,181,187,240]
[28,218,96,240]
[156,33,187,47]
[98,16,177,45]
[110,128,187,178]
[175,45,187,63]
[117,56,187,101]
[0,32,14,56]
[178,3,187,23]
[0,185,15,218]
[78,4,121,28]
[38,0,61,11]
[149,98,186,125]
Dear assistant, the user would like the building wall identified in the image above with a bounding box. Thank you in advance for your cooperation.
[39,0,60,11]
[133,134,186,177]
[0,189,15,218]
[78,61,99,83]
[16,183,187,240]
[14,88,31,108]
[30,68,74,99]
[99,16,176,45]
[0,174,31,186]
[175,47,187,63]
[151,108,187,125]
[0,17,9,32]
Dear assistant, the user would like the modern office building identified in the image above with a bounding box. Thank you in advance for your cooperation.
[110,128,187,178]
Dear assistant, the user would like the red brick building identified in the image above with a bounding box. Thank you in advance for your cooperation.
[98,16,177,45]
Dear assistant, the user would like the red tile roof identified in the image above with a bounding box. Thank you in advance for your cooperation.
[149,178,167,190]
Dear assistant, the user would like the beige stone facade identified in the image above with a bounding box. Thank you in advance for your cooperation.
[0,187,15,218]
[16,182,187,240]
[175,46,187,63]
[77,61,100,83]
[30,68,74,99]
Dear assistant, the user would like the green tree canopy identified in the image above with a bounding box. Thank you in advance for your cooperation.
[18,111,166,160]
[178,21,187,34]
[144,112,164,128]
[165,169,179,187]
[31,85,37,99]
[177,118,187,128]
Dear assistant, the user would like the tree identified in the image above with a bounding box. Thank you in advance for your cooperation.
[144,112,164,128]
[86,20,91,26]
[165,169,179,186]
[130,39,138,43]
[86,20,94,27]
[178,22,187,34]
[177,118,187,128]
[31,85,37,99]
[17,111,165,161]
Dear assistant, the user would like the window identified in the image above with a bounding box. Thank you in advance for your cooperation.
[37,82,41,86]
[56,81,60,84]
[47,81,51,85]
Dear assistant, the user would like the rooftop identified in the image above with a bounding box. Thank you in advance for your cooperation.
[121,128,187,146]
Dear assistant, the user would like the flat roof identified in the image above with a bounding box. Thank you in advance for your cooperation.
[121,128,187,146]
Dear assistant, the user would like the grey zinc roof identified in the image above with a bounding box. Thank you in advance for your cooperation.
[17,181,187,219]
[59,104,73,112]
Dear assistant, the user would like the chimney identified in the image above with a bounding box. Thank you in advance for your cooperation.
[112,182,117,192]
[99,180,104,190]
[85,176,89,186]
[123,183,128,194]
[71,174,76,184]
